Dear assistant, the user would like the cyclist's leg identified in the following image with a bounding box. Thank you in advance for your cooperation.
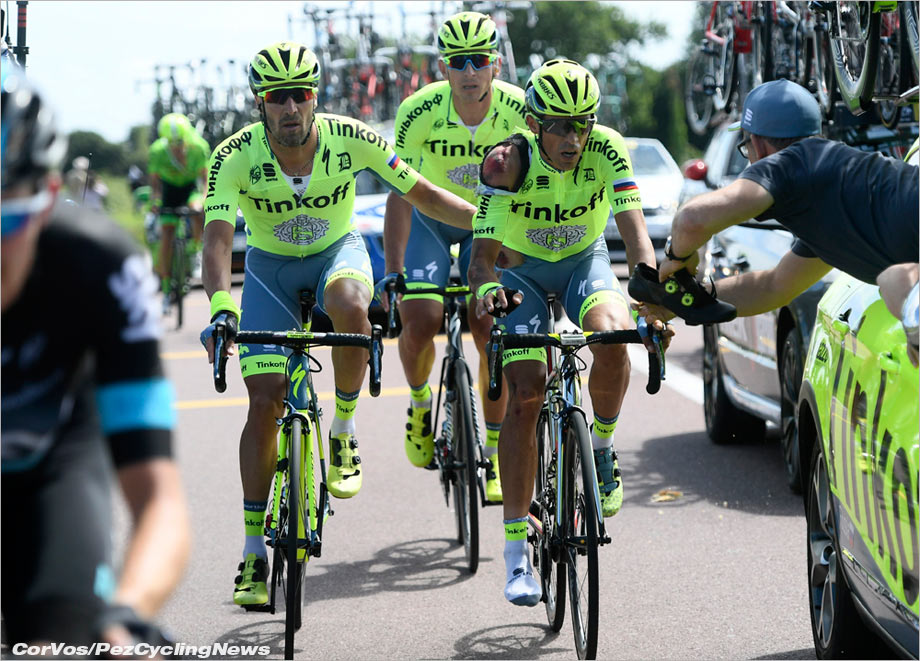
[1,430,114,645]
[233,248,311,605]
[157,219,176,285]
[317,231,374,498]
[399,208,457,466]
[187,190,205,277]
[458,234,507,499]
[564,238,631,517]
[494,265,553,606]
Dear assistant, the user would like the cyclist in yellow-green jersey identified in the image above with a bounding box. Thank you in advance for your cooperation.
[198,41,477,610]
[468,59,669,606]
[377,11,528,501]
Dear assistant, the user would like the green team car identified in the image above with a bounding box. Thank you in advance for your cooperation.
[797,273,918,658]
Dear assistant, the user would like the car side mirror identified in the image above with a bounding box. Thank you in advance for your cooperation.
[683,159,708,181]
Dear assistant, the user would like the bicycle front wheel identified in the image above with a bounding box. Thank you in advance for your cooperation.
[685,50,715,135]
[285,417,307,659]
[450,361,480,574]
[535,409,565,632]
[830,1,882,114]
[562,411,599,660]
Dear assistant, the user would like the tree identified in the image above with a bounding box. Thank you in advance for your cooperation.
[65,131,126,174]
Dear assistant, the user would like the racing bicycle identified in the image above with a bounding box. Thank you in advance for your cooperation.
[486,293,664,660]
[156,205,194,330]
[385,277,500,574]
[212,291,383,660]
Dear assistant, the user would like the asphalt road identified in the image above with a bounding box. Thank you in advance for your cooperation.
[147,282,817,660]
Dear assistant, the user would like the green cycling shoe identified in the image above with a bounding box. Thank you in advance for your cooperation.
[233,553,269,607]
[405,405,434,468]
[594,446,623,517]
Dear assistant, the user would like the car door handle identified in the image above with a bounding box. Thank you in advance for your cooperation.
[880,352,900,373]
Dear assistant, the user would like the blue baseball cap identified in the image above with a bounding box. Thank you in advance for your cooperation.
[728,79,822,138]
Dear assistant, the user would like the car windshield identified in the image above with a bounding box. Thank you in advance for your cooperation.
[628,144,673,175]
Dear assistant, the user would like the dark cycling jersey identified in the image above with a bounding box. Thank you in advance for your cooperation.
[1,203,175,644]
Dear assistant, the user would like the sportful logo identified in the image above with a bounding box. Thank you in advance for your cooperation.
[525,225,588,251]
[273,215,330,245]
[108,254,161,342]
[744,108,754,125]
[536,175,550,190]
[262,162,277,179]
[446,163,479,189]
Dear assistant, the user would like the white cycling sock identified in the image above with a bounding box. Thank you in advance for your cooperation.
[243,535,267,560]
[330,414,355,438]
[503,520,541,607]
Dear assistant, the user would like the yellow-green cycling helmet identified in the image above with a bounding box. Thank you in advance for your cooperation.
[248,41,320,94]
[157,113,192,143]
[437,12,499,55]
[525,59,600,116]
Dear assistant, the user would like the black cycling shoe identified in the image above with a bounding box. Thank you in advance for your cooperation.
[628,263,737,326]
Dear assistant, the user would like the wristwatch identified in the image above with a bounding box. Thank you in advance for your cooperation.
[664,235,693,262]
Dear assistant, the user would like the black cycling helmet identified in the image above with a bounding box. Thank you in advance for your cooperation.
[1,68,67,191]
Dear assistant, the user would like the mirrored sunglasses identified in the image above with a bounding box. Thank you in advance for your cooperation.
[537,115,596,137]
[443,53,497,71]
[260,87,316,105]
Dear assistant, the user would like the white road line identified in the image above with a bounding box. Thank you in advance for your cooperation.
[627,344,704,405]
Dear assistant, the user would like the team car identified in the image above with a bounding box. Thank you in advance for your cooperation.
[796,273,919,659]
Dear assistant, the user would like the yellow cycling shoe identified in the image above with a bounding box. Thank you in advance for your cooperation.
[485,453,503,503]
[405,406,434,468]
[594,447,623,517]
[233,553,269,607]
[327,432,362,498]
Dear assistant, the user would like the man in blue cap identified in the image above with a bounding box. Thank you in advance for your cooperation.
[635,79,918,322]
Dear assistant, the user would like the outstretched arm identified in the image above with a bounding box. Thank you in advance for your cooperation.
[401,176,476,230]
[637,250,832,323]
[660,178,775,280]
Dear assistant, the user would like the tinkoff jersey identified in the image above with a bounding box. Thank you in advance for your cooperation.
[473,126,643,262]
[394,79,528,203]
[148,134,211,187]
[205,116,419,258]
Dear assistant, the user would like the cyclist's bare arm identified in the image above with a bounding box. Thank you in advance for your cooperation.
[660,179,774,281]
[469,236,521,316]
[113,458,189,618]
[401,175,476,230]
[202,219,237,361]
[614,208,657,274]
[383,191,412,275]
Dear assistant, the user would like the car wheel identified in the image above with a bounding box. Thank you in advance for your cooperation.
[806,441,888,659]
[779,331,804,494]
[702,325,766,444]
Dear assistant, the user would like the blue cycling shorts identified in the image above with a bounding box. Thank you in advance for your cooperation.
[238,230,373,377]
[402,207,474,303]
[498,236,628,365]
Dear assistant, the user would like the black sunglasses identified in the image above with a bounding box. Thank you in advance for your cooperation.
[260,87,316,105]
[737,135,751,159]
[536,115,596,137]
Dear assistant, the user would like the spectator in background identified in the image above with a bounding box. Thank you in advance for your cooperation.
[64,156,109,211]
